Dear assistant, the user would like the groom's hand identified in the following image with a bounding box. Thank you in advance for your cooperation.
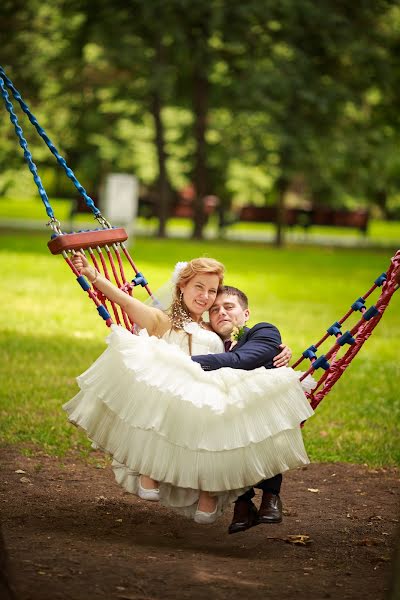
[273,344,292,368]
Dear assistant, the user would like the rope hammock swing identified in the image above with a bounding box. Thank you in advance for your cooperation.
[1,66,399,412]
[0,66,155,332]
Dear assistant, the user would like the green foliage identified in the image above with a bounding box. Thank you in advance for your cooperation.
[0,229,399,466]
[1,0,400,232]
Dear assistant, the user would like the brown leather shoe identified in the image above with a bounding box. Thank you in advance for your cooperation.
[257,492,283,524]
[228,500,258,534]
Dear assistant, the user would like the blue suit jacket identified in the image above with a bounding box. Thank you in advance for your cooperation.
[191,322,282,371]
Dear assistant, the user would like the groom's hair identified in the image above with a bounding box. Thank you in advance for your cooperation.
[218,285,248,309]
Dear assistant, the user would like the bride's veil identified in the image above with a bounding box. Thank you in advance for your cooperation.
[144,279,174,311]
[143,261,188,311]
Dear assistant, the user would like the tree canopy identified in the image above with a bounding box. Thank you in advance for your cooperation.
[1,0,399,242]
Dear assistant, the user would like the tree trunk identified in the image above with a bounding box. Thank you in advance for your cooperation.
[191,62,209,239]
[375,189,388,220]
[151,90,170,238]
[64,9,98,205]
[217,202,227,236]
[275,176,287,247]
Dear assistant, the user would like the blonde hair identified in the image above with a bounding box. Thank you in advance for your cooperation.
[170,257,225,328]
[175,258,224,295]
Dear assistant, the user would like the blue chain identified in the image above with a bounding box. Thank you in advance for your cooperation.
[0,66,100,218]
[0,74,55,219]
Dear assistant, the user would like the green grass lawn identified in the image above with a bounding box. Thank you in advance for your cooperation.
[0,228,399,467]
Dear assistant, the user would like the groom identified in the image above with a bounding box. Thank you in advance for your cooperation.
[191,285,289,534]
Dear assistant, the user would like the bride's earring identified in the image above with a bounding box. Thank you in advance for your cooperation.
[171,291,191,329]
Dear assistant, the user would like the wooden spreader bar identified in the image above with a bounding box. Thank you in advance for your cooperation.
[48,227,128,254]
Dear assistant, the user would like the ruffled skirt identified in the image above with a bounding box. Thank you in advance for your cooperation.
[64,326,315,519]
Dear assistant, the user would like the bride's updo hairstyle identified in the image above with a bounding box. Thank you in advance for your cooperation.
[170,258,225,329]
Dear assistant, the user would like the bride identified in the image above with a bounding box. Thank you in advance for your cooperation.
[64,255,314,523]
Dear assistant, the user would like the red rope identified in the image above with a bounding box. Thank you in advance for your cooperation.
[122,245,154,298]
[113,244,126,283]
[300,250,400,410]
[103,246,132,330]
[52,228,153,332]
[64,255,113,327]
[292,282,381,369]
[90,247,121,326]
[111,244,135,328]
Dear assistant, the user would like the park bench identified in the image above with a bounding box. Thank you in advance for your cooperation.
[238,206,369,234]
[71,192,218,222]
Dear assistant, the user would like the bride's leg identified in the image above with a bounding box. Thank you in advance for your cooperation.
[140,475,159,489]
[197,491,217,513]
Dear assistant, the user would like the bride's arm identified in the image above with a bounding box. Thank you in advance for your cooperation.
[71,253,170,335]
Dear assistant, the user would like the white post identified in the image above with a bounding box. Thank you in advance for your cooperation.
[99,174,138,238]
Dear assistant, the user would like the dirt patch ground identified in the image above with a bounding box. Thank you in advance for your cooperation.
[1,447,399,600]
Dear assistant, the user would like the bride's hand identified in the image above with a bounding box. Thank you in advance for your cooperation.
[71,252,97,282]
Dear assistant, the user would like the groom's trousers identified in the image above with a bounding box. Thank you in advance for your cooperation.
[235,474,282,503]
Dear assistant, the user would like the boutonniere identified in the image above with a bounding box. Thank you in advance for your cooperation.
[230,326,245,343]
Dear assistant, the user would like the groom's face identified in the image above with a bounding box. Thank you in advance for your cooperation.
[209,293,250,339]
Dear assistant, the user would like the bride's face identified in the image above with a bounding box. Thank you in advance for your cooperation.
[180,273,219,320]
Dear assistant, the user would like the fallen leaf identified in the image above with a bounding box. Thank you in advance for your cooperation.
[307,488,319,493]
[285,535,312,546]
[19,477,31,484]
[15,469,26,474]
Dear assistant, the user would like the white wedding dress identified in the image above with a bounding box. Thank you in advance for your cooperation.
[63,323,315,520]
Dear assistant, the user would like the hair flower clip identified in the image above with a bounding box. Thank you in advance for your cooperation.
[171,261,188,285]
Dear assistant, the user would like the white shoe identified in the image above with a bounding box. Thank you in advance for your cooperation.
[138,477,160,502]
[194,501,218,524]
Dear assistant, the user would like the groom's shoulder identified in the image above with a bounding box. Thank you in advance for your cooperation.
[247,322,281,338]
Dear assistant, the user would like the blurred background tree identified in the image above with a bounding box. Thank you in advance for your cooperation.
[1,0,399,243]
